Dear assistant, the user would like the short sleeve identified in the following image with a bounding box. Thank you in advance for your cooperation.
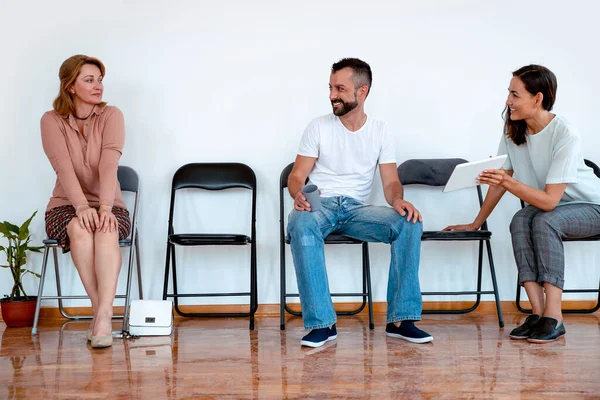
[546,135,579,184]
[297,119,319,158]
[497,134,513,170]
[98,107,125,207]
[40,112,89,209]
[101,107,125,154]
[378,123,396,165]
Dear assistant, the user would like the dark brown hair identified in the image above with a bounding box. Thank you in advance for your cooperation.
[503,64,557,145]
[53,55,106,116]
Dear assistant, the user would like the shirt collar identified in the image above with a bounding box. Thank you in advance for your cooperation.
[63,103,106,120]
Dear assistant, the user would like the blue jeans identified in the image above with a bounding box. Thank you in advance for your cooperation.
[287,196,423,329]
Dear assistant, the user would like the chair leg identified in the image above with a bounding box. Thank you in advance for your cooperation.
[135,230,143,300]
[121,234,137,333]
[249,241,257,331]
[363,243,374,330]
[517,278,600,314]
[422,240,501,316]
[32,246,51,335]
[423,242,482,315]
[473,240,484,310]
[51,247,84,320]
[171,245,186,317]
[162,241,172,301]
[515,276,531,314]
[592,281,600,313]
[560,282,600,313]
[52,247,93,320]
[280,240,286,331]
[282,242,370,320]
[485,241,504,327]
[54,247,65,317]
[282,242,302,318]
[590,282,600,313]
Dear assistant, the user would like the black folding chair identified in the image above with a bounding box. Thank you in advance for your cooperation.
[279,162,374,331]
[398,158,504,327]
[32,165,143,335]
[516,159,600,314]
[162,162,258,330]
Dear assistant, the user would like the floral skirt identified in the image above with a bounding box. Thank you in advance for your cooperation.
[45,205,131,253]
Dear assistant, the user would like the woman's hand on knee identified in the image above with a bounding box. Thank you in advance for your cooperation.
[98,205,118,233]
[76,206,99,233]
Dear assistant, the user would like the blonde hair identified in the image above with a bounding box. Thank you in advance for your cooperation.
[52,55,107,116]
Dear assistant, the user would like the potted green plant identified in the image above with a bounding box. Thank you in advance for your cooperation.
[0,211,44,327]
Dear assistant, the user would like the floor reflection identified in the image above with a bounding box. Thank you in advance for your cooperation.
[0,313,598,399]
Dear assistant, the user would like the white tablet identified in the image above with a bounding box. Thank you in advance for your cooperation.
[443,155,508,192]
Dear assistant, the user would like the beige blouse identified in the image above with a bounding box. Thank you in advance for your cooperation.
[41,104,126,212]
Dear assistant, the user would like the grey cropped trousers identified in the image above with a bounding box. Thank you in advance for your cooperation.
[509,203,600,290]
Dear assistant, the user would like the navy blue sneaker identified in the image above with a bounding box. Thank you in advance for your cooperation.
[386,321,433,344]
[301,324,337,348]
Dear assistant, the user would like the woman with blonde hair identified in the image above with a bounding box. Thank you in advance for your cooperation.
[41,55,130,348]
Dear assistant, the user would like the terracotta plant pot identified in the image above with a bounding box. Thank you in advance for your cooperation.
[0,296,38,328]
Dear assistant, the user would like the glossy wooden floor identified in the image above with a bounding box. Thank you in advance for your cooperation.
[1,312,599,399]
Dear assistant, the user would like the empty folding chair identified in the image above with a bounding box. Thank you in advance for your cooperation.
[397,158,504,327]
[162,163,258,330]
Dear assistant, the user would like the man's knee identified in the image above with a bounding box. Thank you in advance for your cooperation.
[288,211,319,234]
[390,216,423,241]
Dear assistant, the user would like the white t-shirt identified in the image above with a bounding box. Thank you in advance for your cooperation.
[497,115,600,205]
[297,113,396,204]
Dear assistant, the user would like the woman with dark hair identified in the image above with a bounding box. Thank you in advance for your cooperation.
[41,55,130,348]
[445,65,600,343]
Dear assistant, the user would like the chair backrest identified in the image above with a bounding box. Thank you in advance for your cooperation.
[168,162,257,235]
[118,165,139,193]
[172,163,256,191]
[280,163,294,238]
[279,162,310,223]
[280,162,310,241]
[585,159,600,179]
[280,162,310,189]
[397,158,468,187]
[280,162,295,190]
[397,158,488,229]
[117,165,140,242]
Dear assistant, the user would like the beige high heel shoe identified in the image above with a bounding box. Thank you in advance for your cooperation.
[91,335,113,348]
[87,330,93,342]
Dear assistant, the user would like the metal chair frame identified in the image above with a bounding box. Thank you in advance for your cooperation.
[162,162,258,330]
[32,165,143,335]
[516,159,600,314]
[398,158,504,327]
[279,162,374,331]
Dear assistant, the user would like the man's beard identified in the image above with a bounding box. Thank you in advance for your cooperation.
[331,95,358,116]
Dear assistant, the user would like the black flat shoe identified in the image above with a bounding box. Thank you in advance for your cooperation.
[509,314,540,340]
[527,317,566,343]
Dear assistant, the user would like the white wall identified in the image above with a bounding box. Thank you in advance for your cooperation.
[1,0,600,308]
